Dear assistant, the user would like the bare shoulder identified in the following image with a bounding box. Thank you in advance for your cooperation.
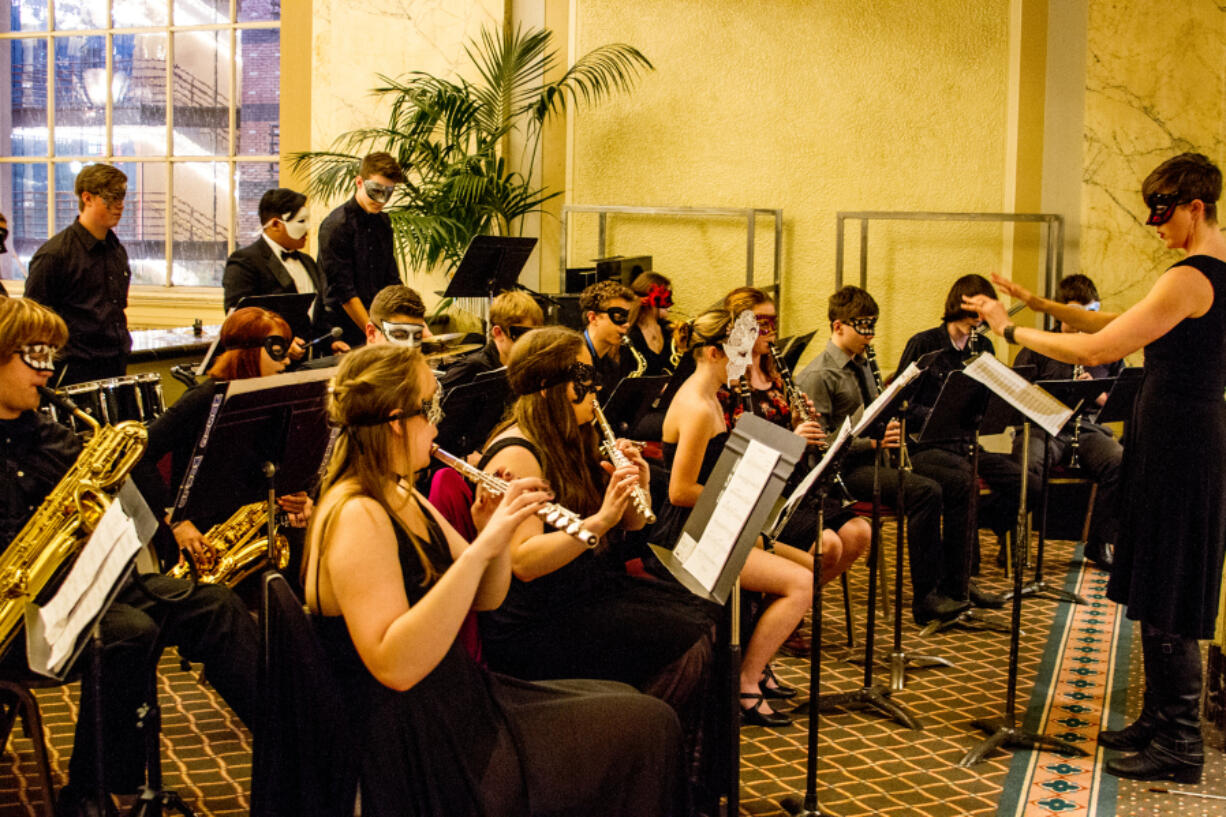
[483,429,544,477]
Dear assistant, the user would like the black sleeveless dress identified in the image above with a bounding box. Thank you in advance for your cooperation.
[1108,255,1226,639]
[314,498,684,817]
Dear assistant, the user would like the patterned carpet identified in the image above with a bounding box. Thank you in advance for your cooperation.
[2,528,1224,816]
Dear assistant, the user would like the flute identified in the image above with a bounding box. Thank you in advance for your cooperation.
[590,403,657,524]
[431,445,601,548]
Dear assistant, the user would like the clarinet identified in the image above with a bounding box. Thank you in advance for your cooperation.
[430,445,601,547]
[590,403,656,524]
[864,345,910,470]
[1068,364,1085,468]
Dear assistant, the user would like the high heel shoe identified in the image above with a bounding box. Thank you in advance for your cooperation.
[740,692,792,727]
[759,664,799,699]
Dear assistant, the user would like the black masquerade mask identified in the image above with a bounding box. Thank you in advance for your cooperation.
[1145,192,1191,226]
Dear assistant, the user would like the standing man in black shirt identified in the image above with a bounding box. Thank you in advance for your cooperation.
[896,273,1025,580]
[25,164,131,386]
[318,151,406,347]
[0,298,257,817]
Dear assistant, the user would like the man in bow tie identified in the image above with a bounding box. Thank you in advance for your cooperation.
[223,187,345,359]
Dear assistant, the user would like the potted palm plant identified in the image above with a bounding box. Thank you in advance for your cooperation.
[291,24,652,278]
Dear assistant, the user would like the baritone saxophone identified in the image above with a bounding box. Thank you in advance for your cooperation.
[0,389,147,658]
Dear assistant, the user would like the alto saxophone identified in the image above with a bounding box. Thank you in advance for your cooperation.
[591,403,656,524]
[431,445,601,547]
[1,390,147,657]
[623,334,648,378]
[168,501,290,586]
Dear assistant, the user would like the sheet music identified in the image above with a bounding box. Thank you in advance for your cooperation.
[223,364,337,399]
[774,418,854,526]
[26,499,145,677]
[851,361,924,438]
[963,353,1073,437]
[674,438,780,592]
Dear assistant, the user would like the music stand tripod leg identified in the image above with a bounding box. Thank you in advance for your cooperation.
[779,489,839,817]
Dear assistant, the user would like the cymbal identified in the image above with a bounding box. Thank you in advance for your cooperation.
[424,342,483,360]
[424,332,467,345]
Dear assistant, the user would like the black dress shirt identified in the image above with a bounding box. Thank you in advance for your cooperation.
[25,219,132,363]
[583,330,634,403]
[318,197,401,342]
[0,411,81,550]
[896,323,995,446]
[130,379,220,522]
[440,341,502,391]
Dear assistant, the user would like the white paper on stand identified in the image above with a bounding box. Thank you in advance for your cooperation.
[851,361,924,438]
[673,439,780,593]
[25,499,144,678]
[772,418,854,530]
[962,353,1073,437]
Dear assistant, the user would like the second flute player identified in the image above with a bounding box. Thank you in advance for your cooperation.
[475,325,724,813]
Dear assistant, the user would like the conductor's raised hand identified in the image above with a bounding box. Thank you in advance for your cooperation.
[962,294,1009,334]
[989,273,1042,311]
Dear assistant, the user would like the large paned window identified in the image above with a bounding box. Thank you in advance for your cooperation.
[1,1,281,288]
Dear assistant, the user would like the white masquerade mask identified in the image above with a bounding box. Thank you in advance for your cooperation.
[723,310,759,385]
[281,207,309,240]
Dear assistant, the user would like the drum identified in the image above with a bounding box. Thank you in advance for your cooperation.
[60,381,107,431]
[99,377,144,425]
[132,373,166,422]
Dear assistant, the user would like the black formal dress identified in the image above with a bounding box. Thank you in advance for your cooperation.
[222,236,328,337]
[1109,255,1226,639]
[627,319,675,376]
[315,498,684,817]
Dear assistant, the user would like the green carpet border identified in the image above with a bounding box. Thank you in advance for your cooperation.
[995,544,1130,816]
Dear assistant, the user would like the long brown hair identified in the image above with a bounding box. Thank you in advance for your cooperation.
[309,343,440,586]
[207,307,291,381]
[496,326,604,516]
[722,286,778,380]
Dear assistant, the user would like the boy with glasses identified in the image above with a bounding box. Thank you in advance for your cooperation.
[797,286,972,625]
[579,279,636,402]
[319,152,407,346]
[25,164,132,385]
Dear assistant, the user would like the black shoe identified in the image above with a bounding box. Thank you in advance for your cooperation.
[1084,541,1113,570]
[1098,716,1157,752]
[759,664,798,699]
[913,590,971,626]
[739,692,792,727]
[968,581,1006,609]
[1104,744,1203,784]
[55,784,118,817]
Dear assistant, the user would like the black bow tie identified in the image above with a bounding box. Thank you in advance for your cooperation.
[280,249,302,262]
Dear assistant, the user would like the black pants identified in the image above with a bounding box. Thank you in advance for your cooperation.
[1013,423,1123,547]
[909,445,1023,594]
[55,355,127,387]
[69,574,258,793]
[842,451,951,602]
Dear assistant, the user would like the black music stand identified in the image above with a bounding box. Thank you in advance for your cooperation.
[1020,377,1110,604]
[776,331,817,374]
[650,414,805,817]
[170,369,335,555]
[955,359,1084,767]
[442,236,537,300]
[808,373,924,731]
[435,367,511,457]
[912,371,1012,636]
[600,374,670,437]
[1095,366,1143,424]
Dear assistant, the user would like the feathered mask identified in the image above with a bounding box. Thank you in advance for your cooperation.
[723,310,759,385]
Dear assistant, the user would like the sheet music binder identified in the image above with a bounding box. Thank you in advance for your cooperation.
[649,414,805,605]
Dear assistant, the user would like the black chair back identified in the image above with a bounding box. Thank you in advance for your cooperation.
[251,573,356,817]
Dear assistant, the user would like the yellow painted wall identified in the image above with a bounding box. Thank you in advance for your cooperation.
[566,0,1013,370]
[1081,0,1226,318]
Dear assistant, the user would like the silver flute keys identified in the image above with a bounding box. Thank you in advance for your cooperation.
[430,444,601,548]
[590,402,656,524]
